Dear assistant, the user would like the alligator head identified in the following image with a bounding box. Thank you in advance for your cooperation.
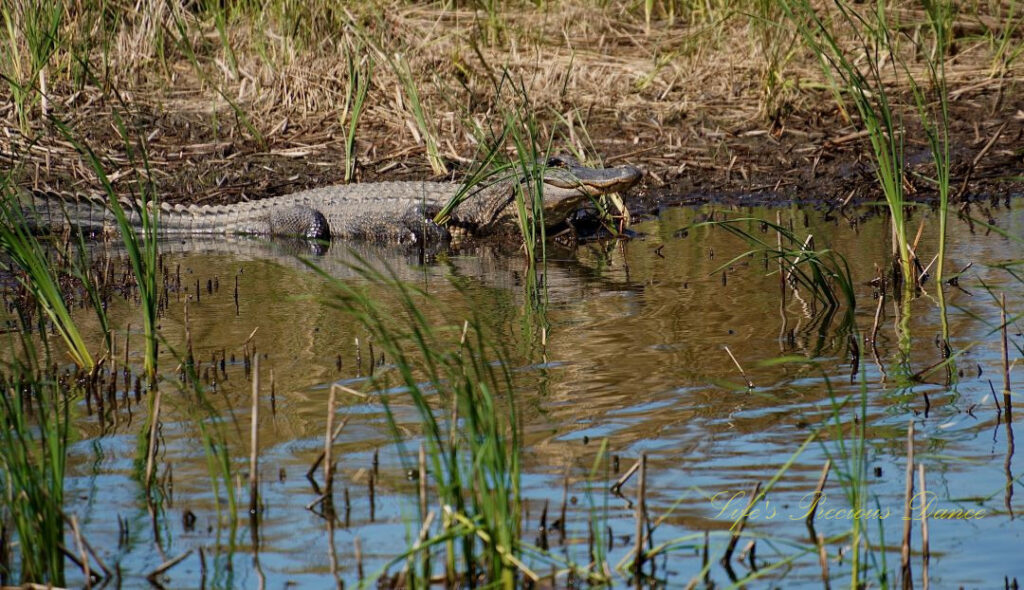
[449,154,642,235]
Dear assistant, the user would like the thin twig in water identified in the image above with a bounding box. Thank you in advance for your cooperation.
[724,346,754,389]
[146,550,193,582]
[611,458,641,497]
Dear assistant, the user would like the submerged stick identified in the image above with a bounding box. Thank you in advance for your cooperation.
[249,353,260,516]
[324,383,338,497]
[918,464,930,590]
[144,388,162,490]
[355,536,364,581]
[1001,293,1012,421]
[632,453,647,579]
[560,473,569,544]
[722,481,761,567]
[900,420,915,590]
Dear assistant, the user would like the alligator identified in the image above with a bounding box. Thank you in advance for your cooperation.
[12,155,641,244]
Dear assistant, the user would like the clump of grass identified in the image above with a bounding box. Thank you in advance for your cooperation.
[306,254,527,586]
[777,0,915,285]
[747,0,800,123]
[0,362,70,586]
[1,0,62,132]
[51,115,162,383]
[695,216,857,322]
[986,0,1023,77]
[167,8,266,150]
[0,197,97,371]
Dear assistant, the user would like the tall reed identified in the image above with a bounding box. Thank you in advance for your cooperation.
[910,1,954,344]
[341,43,374,183]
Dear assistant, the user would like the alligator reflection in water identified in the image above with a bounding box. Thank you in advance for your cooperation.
[46,203,1024,588]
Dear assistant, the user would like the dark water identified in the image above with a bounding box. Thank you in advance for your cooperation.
[23,202,1024,587]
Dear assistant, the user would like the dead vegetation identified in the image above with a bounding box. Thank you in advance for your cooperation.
[1,0,1021,206]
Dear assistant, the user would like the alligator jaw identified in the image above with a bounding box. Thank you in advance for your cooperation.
[543,155,643,196]
[538,156,642,226]
[448,155,643,236]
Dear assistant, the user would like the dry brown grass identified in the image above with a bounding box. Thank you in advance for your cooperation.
[2,0,1020,204]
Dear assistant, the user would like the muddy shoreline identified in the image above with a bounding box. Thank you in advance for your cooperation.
[7,91,1020,219]
[2,2,1020,220]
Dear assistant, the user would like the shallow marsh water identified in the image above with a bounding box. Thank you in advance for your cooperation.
[12,202,1023,587]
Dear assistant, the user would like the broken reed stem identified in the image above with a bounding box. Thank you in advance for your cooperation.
[354,536,364,581]
[918,463,930,590]
[817,533,830,590]
[786,234,815,284]
[722,481,761,566]
[633,453,647,579]
[806,459,832,588]
[249,353,260,515]
[611,458,641,495]
[870,293,884,347]
[724,345,753,388]
[69,514,91,586]
[740,540,756,570]
[65,510,112,579]
[418,442,427,520]
[407,510,436,584]
[1001,293,1012,421]
[900,420,915,590]
[418,442,429,584]
[806,459,832,530]
[306,417,350,483]
[702,530,710,585]
[324,384,338,496]
[559,473,568,544]
[59,544,98,584]
[146,549,193,582]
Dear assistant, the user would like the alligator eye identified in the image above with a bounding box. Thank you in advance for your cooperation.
[546,157,566,168]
